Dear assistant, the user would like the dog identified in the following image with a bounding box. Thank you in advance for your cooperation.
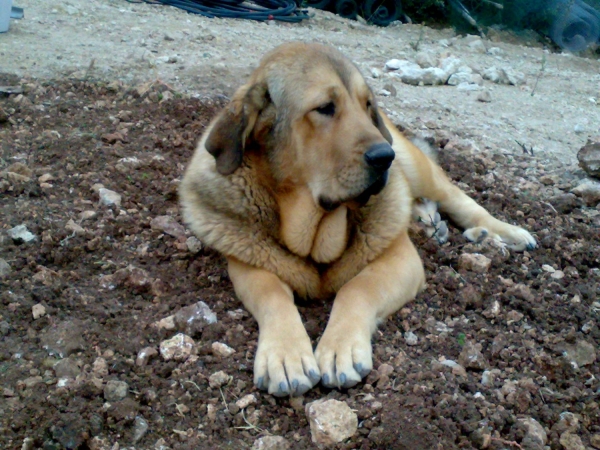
[179,42,536,397]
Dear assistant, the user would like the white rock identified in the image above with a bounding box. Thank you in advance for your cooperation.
[404,331,419,346]
[542,264,556,273]
[236,394,257,409]
[0,258,11,277]
[98,188,122,207]
[252,436,291,450]
[439,56,462,76]
[104,380,129,402]
[159,333,195,361]
[393,66,448,86]
[415,51,437,68]
[150,215,186,238]
[153,315,176,330]
[79,210,97,221]
[440,359,467,377]
[208,370,231,388]
[477,90,493,102]
[571,180,600,205]
[32,304,46,319]
[92,357,109,377]
[483,66,525,85]
[518,417,547,448]
[306,399,358,446]
[185,236,202,253]
[370,68,381,78]
[457,82,482,91]
[384,59,407,71]
[136,347,158,366]
[212,342,235,357]
[65,219,85,234]
[560,432,585,450]
[458,253,492,273]
[468,39,487,53]
[8,224,36,243]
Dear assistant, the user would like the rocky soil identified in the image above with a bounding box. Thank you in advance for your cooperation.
[1,1,600,449]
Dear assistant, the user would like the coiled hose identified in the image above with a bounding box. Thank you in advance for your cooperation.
[129,0,310,22]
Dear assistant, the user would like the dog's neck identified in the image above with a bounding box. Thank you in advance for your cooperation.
[277,186,349,264]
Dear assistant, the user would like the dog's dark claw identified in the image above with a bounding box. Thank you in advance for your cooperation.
[291,379,299,390]
[273,381,290,397]
[354,362,371,378]
[256,377,266,390]
[526,243,536,250]
[308,369,321,384]
[339,373,346,386]
[295,383,311,396]
[322,373,332,387]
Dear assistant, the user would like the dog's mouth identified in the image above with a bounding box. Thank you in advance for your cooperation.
[318,170,389,211]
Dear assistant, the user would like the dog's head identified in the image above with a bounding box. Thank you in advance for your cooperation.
[205,42,394,210]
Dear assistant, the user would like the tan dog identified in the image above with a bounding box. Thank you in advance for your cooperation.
[179,42,536,397]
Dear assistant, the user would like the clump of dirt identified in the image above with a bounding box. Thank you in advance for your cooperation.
[1,76,598,450]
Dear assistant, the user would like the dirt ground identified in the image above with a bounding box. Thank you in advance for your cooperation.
[1,1,600,450]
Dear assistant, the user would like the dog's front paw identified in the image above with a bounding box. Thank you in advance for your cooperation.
[464,222,536,251]
[314,324,372,389]
[254,328,321,397]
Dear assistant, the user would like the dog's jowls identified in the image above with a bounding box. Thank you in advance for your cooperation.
[179,42,536,397]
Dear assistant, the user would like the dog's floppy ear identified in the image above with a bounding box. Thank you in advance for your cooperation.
[371,105,393,145]
[205,82,269,175]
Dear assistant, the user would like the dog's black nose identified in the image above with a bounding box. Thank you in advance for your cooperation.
[364,143,395,171]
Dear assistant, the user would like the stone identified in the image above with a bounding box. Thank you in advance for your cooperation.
[563,340,596,368]
[518,416,547,450]
[468,39,487,53]
[470,427,491,448]
[440,359,467,377]
[404,331,418,346]
[507,283,535,302]
[252,436,291,450]
[32,266,60,286]
[150,215,186,238]
[559,432,585,450]
[208,370,231,388]
[477,90,492,102]
[185,236,202,253]
[384,59,406,70]
[590,434,600,449]
[506,310,524,323]
[306,399,358,446]
[132,416,149,443]
[40,319,86,357]
[92,357,109,377]
[481,370,495,386]
[6,162,32,177]
[0,258,11,277]
[104,380,129,402]
[578,141,600,178]
[159,333,195,361]
[65,219,85,234]
[571,180,600,206]
[136,347,158,366]
[458,341,488,370]
[98,188,121,207]
[415,51,437,68]
[212,342,235,357]
[236,394,257,409]
[483,66,525,85]
[173,301,217,336]
[53,358,80,379]
[458,253,492,273]
[32,303,46,319]
[79,210,97,221]
[8,224,37,244]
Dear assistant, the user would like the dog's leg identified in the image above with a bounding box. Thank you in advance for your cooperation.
[227,257,321,397]
[315,231,425,388]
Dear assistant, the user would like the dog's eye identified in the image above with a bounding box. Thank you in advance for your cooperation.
[315,102,335,116]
